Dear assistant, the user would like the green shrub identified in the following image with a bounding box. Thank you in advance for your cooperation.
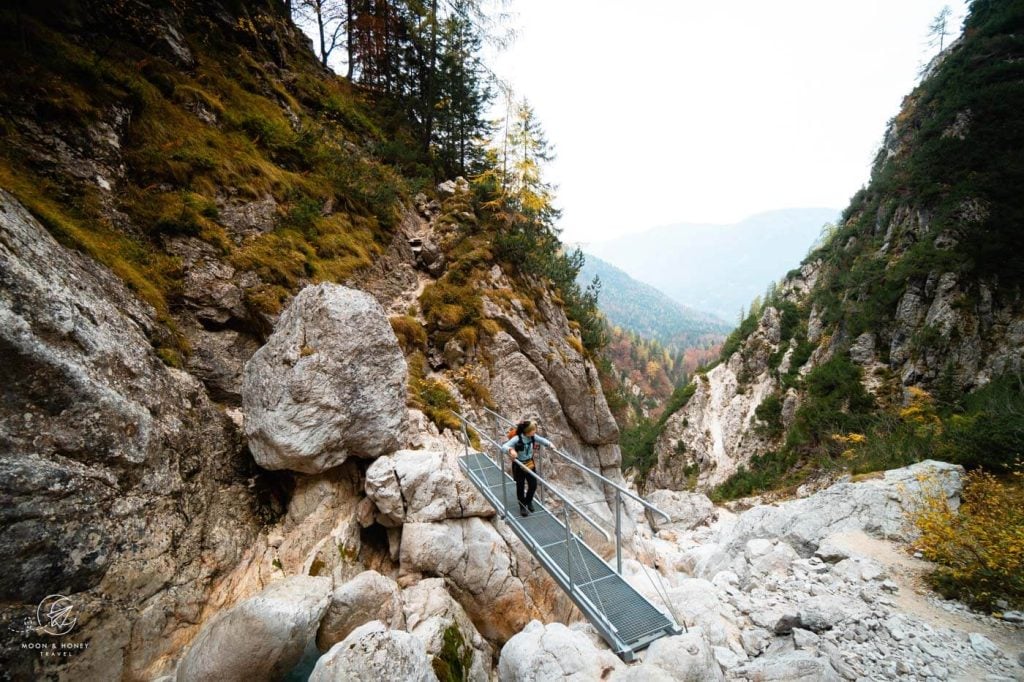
[711,450,799,501]
[661,382,697,421]
[432,624,474,682]
[788,354,875,449]
[912,468,1024,611]
[620,381,698,480]
[494,231,606,353]
[754,393,784,439]
[620,419,661,479]
[719,308,760,359]
[942,374,1024,471]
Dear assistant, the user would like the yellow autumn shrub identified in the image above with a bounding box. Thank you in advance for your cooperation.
[911,467,1024,610]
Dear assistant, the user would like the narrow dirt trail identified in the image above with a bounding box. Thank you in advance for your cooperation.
[828,530,1024,680]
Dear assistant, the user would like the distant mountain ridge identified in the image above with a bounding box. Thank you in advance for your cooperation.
[586,208,839,320]
[578,253,731,350]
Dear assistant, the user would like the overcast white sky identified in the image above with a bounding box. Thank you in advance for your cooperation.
[487,1,969,244]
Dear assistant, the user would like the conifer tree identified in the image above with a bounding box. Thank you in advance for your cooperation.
[928,5,953,52]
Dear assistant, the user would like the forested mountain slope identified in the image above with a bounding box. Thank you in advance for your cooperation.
[587,207,838,320]
[578,252,731,350]
[645,0,1024,499]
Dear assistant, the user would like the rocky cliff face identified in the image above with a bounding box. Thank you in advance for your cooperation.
[649,5,1024,495]
[0,4,628,679]
[649,307,783,491]
[0,189,270,680]
[649,265,818,492]
[6,2,1021,679]
[0,157,630,678]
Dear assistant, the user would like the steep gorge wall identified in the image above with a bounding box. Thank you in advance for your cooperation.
[0,4,628,680]
[649,4,1024,494]
[0,189,271,679]
[0,129,622,682]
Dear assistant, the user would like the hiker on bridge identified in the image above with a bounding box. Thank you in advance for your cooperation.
[500,420,554,517]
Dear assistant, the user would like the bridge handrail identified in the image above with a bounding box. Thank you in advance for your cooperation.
[480,407,672,522]
[453,411,612,542]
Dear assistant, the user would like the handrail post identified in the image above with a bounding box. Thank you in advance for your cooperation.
[501,451,509,516]
[615,490,622,575]
[564,505,573,591]
[535,445,543,506]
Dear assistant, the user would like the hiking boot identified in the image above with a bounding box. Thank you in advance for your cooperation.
[519,503,529,517]
[527,501,535,512]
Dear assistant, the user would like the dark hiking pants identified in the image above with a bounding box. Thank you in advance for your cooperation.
[512,460,537,507]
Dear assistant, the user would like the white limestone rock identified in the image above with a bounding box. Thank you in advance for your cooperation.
[402,578,494,682]
[831,556,886,583]
[646,489,716,531]
[316,571,404,651]
[498,620,623,681]
[733,651,842,681]
[797,595,864,633]
[242,283,408,473]
[648,306,785,491]
[364,449,492,525]
[309,621,437,682]
[175,576,332,682]
[612,627,724,681]
[665,579,742,651]
[399,517,552,642]
[723,460,963,555]
[746,539,800,578]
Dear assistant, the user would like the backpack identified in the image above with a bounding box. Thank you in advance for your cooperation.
[507,422,542,454]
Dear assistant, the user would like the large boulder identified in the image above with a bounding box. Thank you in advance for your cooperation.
[732,651,842,681]
[611,628,723,681]
[797,595,865,633]
[646,490,716,532]
[364,449,492,525]
[399,518,559,642]
[497,620,623,681]
[402,578,493,682]
[242,283,407,473]
[316,571,404,651]
[678,543,747,583]
[175,576,332,682]
[309,621,437,682]
[745,539,800,579]
[723,461,963,556]
[665,579,742,651]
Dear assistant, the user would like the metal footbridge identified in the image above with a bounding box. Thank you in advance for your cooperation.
[454,409,683,662]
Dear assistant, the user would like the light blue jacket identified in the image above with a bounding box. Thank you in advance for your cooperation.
[500,434,554,463]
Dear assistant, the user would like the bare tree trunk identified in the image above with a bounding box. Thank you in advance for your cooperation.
[422,0,438,157]
[316,1,329,67]
[346,0,355,79]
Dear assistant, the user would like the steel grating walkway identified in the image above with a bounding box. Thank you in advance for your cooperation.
[458,450,681,660]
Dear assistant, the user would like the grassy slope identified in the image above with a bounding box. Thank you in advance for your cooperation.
[0,4,591,439]
[0,4,408,363]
